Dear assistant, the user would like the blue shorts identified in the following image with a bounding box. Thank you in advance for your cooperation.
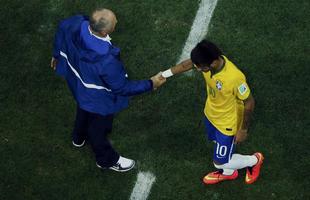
[204,117,235,164]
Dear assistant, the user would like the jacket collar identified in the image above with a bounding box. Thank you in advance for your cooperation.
[88,26,112,45]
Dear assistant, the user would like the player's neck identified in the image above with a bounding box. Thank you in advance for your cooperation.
[211,56,225,75]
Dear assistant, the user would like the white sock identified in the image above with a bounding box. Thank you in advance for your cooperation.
[222,169,235,175]
[214,154,258,175]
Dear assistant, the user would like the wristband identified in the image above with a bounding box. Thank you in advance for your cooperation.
[162,69,173,78]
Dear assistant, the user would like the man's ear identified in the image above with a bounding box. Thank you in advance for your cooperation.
[210,60,217,68]
[100,31,108,37]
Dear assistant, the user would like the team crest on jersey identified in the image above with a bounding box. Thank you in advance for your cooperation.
[238,83,248,95]
[216,80,223,90]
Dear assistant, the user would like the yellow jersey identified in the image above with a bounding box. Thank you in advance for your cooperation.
[203,56,250,136]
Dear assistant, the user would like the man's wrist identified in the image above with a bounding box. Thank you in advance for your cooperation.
[148,79,154,90]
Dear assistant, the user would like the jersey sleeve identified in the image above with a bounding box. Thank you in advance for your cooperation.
[234,73,251,100]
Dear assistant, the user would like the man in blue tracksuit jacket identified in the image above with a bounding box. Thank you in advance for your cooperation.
[51,8,165,172]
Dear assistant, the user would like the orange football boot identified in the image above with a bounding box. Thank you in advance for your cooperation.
[245,152,264,184]
[203,170,238,185]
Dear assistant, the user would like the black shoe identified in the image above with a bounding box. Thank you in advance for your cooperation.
[96,156,135,172]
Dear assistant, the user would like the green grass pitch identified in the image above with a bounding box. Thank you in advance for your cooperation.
[0,0,309,199]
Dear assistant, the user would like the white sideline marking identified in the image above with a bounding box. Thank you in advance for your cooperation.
[177,0,219,72]
[129,171,156,200]
[129,2,218,199]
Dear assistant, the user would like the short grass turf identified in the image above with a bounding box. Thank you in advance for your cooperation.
[0,0,309,199]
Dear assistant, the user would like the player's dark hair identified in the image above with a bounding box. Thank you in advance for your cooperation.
[190,40,222,65]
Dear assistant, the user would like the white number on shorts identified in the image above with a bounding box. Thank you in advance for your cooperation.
[216,142,227,157]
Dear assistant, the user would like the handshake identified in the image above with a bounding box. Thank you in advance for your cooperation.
[150,70,172,90]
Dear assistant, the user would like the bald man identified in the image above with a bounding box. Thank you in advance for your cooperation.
[51,8,165,172]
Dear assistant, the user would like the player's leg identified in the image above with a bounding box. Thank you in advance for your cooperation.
[202,117,238,184]
[203,129,239,184]
[212,130,257,171]
[214,153,264,184]
[224,102,264,184]
[214,153,258,170]
[71,106,88,147]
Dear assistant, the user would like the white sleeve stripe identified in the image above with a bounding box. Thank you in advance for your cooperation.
[60,51,112,92]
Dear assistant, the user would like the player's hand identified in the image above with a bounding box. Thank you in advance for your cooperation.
[150,72,166,90]
[234,129,248,144]
[51,57,57,70]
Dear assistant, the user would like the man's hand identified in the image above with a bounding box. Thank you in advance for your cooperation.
[150,72,166,90]
[234,129,248,144]
[50,57,57,70]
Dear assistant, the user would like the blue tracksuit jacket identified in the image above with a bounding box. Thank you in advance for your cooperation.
[52,15,153,115]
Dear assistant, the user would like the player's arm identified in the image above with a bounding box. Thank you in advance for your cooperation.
[162,59,193,78]
[235,93,255,144]
[242,93,255,130]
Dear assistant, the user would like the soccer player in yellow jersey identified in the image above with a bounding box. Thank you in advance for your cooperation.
[162,40,264,184]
